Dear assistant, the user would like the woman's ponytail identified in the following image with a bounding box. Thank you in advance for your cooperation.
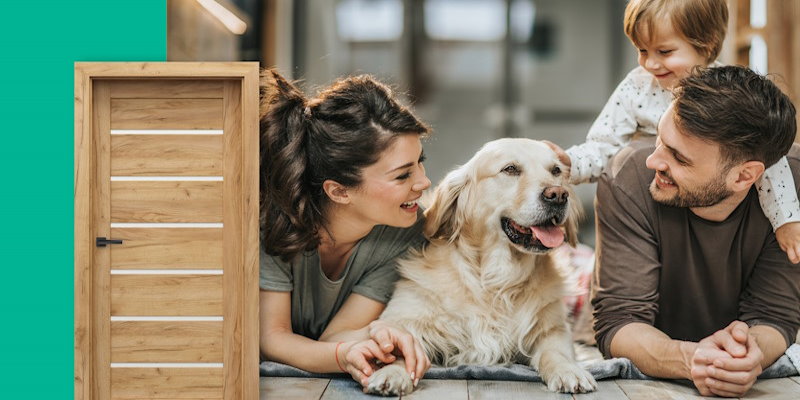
[260,69,322,261]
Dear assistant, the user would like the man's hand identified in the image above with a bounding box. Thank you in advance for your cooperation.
[775,221,800,264]
[690,321,763,397]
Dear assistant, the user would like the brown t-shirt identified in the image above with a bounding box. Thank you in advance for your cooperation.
[592,142,800,358]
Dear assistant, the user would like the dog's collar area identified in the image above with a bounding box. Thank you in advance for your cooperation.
[501,217,555,252]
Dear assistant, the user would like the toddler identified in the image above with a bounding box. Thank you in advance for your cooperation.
[566,0,800,262]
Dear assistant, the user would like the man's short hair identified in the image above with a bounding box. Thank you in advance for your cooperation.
[624,0,728,64]
[673,66,796,168]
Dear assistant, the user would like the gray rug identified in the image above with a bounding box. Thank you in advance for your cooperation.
[261,343,800,381]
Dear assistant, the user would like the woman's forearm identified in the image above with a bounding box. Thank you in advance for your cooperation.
[262,328,345,373]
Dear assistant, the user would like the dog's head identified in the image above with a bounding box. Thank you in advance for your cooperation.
[424,138,580,254]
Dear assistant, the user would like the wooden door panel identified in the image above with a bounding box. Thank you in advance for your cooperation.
[111,321,224,363]
[110,275,224,316]
[110,181,224,223]
[110,228,223,270]
[111,368,224,399]
[110,98,224,130]
[108,80,224,99]
[111,134,224,176]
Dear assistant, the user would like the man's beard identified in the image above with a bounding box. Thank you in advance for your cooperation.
[649,171,733,208]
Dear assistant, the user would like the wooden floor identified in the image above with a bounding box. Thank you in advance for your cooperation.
[260,376,800,399]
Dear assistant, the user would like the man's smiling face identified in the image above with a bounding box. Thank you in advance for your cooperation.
[645,105,734,208]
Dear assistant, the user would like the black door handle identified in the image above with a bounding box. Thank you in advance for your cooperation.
[96,237,123,247]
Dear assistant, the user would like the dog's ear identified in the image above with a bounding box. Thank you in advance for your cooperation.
[424,166,470,242]
[564,187,583,247]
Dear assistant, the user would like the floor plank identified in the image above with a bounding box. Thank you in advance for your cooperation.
[573,380,628,399]
[745,377,800,399]
[260,377,329,400]
[406,380,469,399]
[259,377,800,399]
[616,379,714,400]
[468,380,572,400]
[320,379,379,400]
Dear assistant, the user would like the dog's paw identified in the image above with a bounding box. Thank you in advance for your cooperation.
[543,363,597,393]
[365,364,414,396]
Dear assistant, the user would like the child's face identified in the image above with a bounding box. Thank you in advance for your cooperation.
[636,22,709,90]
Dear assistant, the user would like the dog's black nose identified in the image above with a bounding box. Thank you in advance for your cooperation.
[542,186,568,205]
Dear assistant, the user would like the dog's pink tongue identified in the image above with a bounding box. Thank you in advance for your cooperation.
[530,226,564,248]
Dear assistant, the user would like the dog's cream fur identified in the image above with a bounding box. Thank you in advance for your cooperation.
[366,138,597,395]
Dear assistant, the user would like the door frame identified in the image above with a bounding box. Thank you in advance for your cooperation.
[74,62,260,400]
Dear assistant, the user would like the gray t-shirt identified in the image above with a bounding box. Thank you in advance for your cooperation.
[260,215,426,340]
[592,142,800,358]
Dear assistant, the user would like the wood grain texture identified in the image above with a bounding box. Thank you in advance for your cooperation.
[111,134,223,176]
[92,80,113,400]
[241,64,262,400]
[108,79,224,98]
[111,275,223,316]
[110,228,223,269]
[74,62,257,78]
[572,380,628,399]
[616,379,712,400]
[110,180,223,223]
[467,381,571,400]
[260,377,329,400]
[746,377,800,399]
[111,98,223,130]
[111,367,224,399]
[76,63,260,400]
[222,79,246,400]
[111,321,223,363]
[74,63,93,400]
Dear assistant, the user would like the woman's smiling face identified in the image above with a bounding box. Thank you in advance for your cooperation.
[346,134,430,228]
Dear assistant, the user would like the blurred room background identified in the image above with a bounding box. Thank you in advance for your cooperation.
[168,0,800,246]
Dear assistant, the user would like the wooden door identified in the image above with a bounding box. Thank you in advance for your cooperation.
[74,63,259,400]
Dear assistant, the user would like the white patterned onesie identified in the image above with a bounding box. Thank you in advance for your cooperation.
[566,66,800,230]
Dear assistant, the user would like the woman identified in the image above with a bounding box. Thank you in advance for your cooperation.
[259,69,432,387]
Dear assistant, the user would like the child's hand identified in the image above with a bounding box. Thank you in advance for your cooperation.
[775,222,800,263]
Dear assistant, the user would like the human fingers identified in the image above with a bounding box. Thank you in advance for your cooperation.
[347,364,370,388]
[692,344,731,366]
[368,321,396,354]
[391,332,418,379]
[371,327,396,355]
[412,340,430,387]
[725,320,749,345]
[344,342,378,377]
[705,377,753,398]
[362,338,396,365]
[791,244,800,264]
[713,335,763,372]
[706,365,758,386]
[711,329,746,358]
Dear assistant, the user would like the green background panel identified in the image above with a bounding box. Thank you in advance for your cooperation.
[0,1,165,397]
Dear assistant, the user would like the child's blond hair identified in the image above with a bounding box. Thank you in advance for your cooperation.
[624,0,728,63]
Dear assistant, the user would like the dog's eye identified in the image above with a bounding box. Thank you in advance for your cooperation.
[502,164,520,175]
[551,166,561,176]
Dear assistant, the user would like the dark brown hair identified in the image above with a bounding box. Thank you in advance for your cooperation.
[673,66,796,168]
[624,0,728,63]
[259,69,430,261]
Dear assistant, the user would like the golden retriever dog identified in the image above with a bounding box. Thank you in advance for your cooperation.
[365,138,597,395]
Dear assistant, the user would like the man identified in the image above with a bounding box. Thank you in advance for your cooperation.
[592,65,800,398]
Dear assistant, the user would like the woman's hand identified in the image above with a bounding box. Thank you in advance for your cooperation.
[338,339,396,386]
[367,320,431,386]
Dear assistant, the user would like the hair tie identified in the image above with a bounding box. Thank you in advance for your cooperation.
[304,106,312,117]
